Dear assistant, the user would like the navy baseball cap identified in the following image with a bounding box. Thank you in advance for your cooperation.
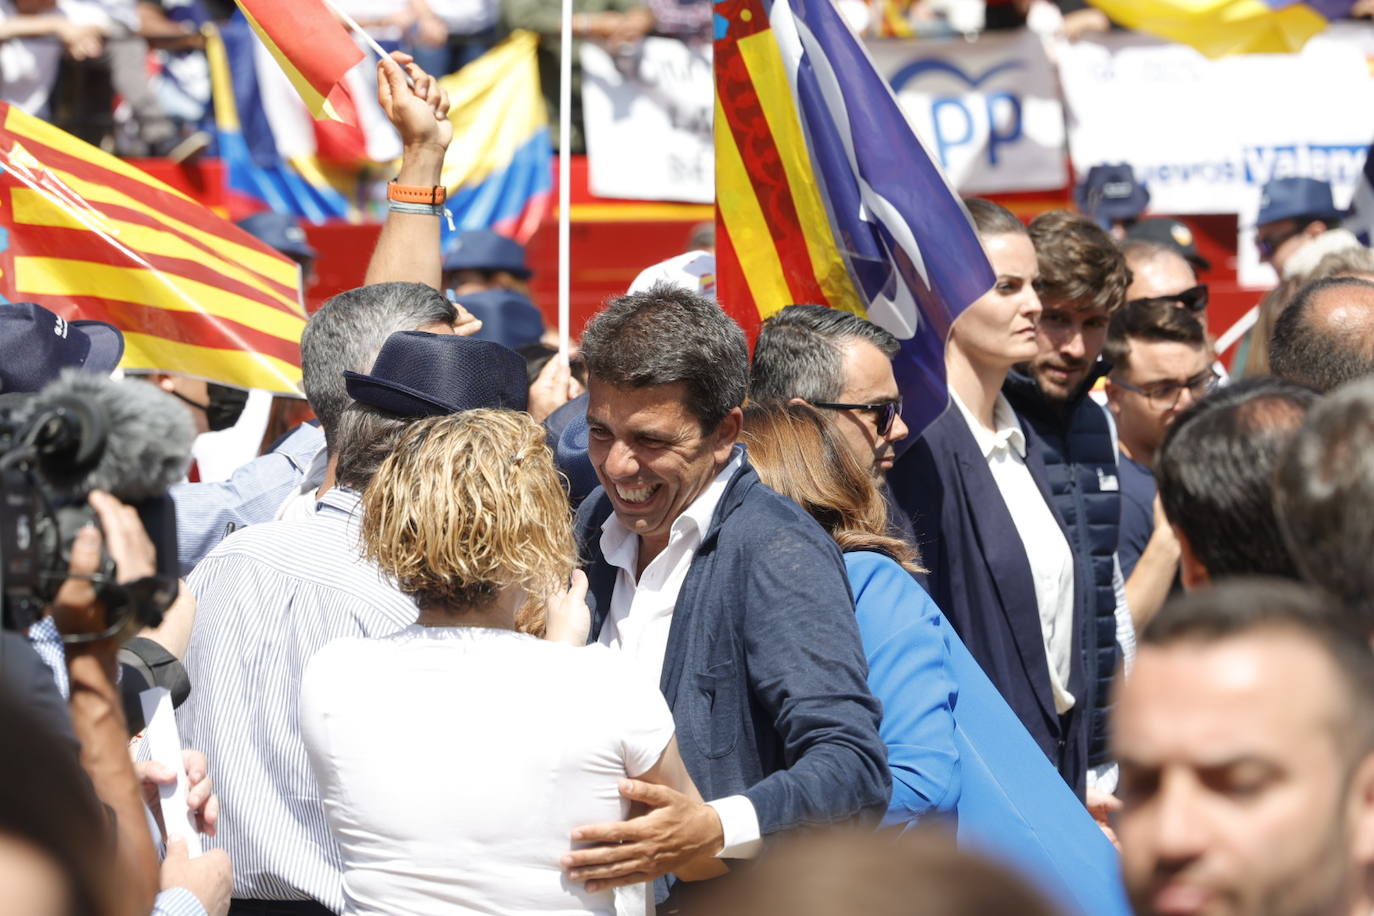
[453,288,546,350]
[442,230,531,278]
[343,331,528,418]
[0,302,124,394]
[1256,177,1344,229]
[236,212,318,261]
[1075,164,1150,229]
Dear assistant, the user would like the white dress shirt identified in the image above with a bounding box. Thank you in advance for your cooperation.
[597,451,762,859]
[952,391,1077,715]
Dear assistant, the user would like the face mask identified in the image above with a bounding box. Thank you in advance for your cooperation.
[205,383,249,431]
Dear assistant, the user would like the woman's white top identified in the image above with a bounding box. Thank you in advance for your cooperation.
[299,626,675,916]
[951,390,1078,715]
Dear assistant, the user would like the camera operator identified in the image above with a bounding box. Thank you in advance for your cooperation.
[2,488,231,916]
[1,302,200,731]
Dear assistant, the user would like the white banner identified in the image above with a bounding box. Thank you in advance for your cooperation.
[581,37,714,203]
[867,30,1066,194]
[1060,24,1374,217]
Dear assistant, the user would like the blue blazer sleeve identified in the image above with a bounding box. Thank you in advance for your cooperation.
[735,521,891,834]
[845,551,960,828]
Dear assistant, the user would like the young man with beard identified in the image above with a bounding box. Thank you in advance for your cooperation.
[1004,209,1131,798]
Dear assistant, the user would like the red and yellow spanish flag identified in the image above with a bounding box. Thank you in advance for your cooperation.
[233,0,364,122]
[0,103,306,393]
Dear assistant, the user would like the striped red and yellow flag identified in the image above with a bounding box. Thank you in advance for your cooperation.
[233,0,364,122]
[714,0,994,438]
[0,103,306,393]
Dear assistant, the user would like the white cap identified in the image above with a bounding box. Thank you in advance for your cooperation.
[628,251,717,301]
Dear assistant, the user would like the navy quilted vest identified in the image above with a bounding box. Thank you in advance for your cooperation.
[1003,365,1121,769]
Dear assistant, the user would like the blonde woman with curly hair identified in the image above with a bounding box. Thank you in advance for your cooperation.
[299,410,720,916]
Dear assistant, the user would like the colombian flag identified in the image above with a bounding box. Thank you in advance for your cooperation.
[206,21,354,222]
[0,103,306,393]
[439,31,553,244]
[1088,0,1356,57]
[233,0,363,122]
[713,0,993,438]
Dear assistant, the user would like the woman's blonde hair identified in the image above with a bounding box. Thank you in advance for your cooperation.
[741,402,924,574]
[361,410,576,621]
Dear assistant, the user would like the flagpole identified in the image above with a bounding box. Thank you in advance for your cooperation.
[320,0,400,66]
[557,0,573,359]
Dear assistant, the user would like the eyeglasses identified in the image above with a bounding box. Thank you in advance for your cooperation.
[812,397,904,436]
[1111,368,1220,411]
[1126,285,1209,314]
[1256,224,1305,261]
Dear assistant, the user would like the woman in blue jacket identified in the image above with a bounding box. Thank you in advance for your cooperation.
[742,403,1128,916]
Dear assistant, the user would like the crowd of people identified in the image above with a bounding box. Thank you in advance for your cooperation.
[12,40,1374,916]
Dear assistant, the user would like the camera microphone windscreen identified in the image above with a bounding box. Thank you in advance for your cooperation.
[30,370,195,502]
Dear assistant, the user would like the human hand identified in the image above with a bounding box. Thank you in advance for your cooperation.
[1060,7,1110,40]
[1150,494,1181,561]
[1085,787,1122,850]
[138,749,219,839]
[528,356,582,423]
[376,51,452,154]
[544,570,591,646]
[161,840,232,916]
[452,301,483,336]
[563,780,725,891]
[58,21,104,60]
[416,11,448,47]
[49,490,156,638]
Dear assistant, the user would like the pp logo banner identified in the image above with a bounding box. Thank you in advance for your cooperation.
[869,30,1066,194]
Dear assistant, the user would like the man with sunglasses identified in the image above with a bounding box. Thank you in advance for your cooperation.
[1103,299,1216,631]
[1255,177,1355,279]
[750,305,909,479]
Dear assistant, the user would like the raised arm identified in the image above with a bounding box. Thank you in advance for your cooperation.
[364,52,452,289]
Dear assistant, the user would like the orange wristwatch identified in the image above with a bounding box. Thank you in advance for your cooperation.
[387,182,447,206]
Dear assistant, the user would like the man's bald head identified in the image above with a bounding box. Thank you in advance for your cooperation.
[1123,241,1197,301]
[1271,276,1374,393]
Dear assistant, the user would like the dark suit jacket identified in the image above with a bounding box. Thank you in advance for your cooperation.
[574,457,890,841]
[890,406,1089,795]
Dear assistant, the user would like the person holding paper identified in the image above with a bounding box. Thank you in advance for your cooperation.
[299,410,723,915]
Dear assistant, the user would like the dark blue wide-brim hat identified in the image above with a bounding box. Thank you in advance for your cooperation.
[1256,177,1344,228]
[343,331,529,417]
[442,229,531,278]
[0,301,124,394]
[1074,163,1150,229]
[454,288,546,351]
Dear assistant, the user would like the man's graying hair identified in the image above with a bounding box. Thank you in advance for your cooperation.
[579,283,748,431]
[300,282,455,449]
[750,305,899,405]
[332,403,414,491]
[1276,376,1374,630]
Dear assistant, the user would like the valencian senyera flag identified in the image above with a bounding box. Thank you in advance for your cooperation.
[0,103,307,393]
[713,0,993,441]
[233,0,364,122]
[439,31,553,246]
[1088,0,1356,57]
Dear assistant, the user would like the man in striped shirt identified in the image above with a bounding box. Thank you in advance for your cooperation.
[178,318,529,914]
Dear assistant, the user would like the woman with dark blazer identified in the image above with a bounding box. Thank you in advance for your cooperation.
[890,199,1093,796]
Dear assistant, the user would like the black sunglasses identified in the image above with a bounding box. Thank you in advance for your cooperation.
[1126,284,1209,314]
[1256,224,1306,261]
[812,397,904,436]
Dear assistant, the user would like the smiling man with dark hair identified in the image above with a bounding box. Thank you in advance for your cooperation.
[564,283,889,907]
